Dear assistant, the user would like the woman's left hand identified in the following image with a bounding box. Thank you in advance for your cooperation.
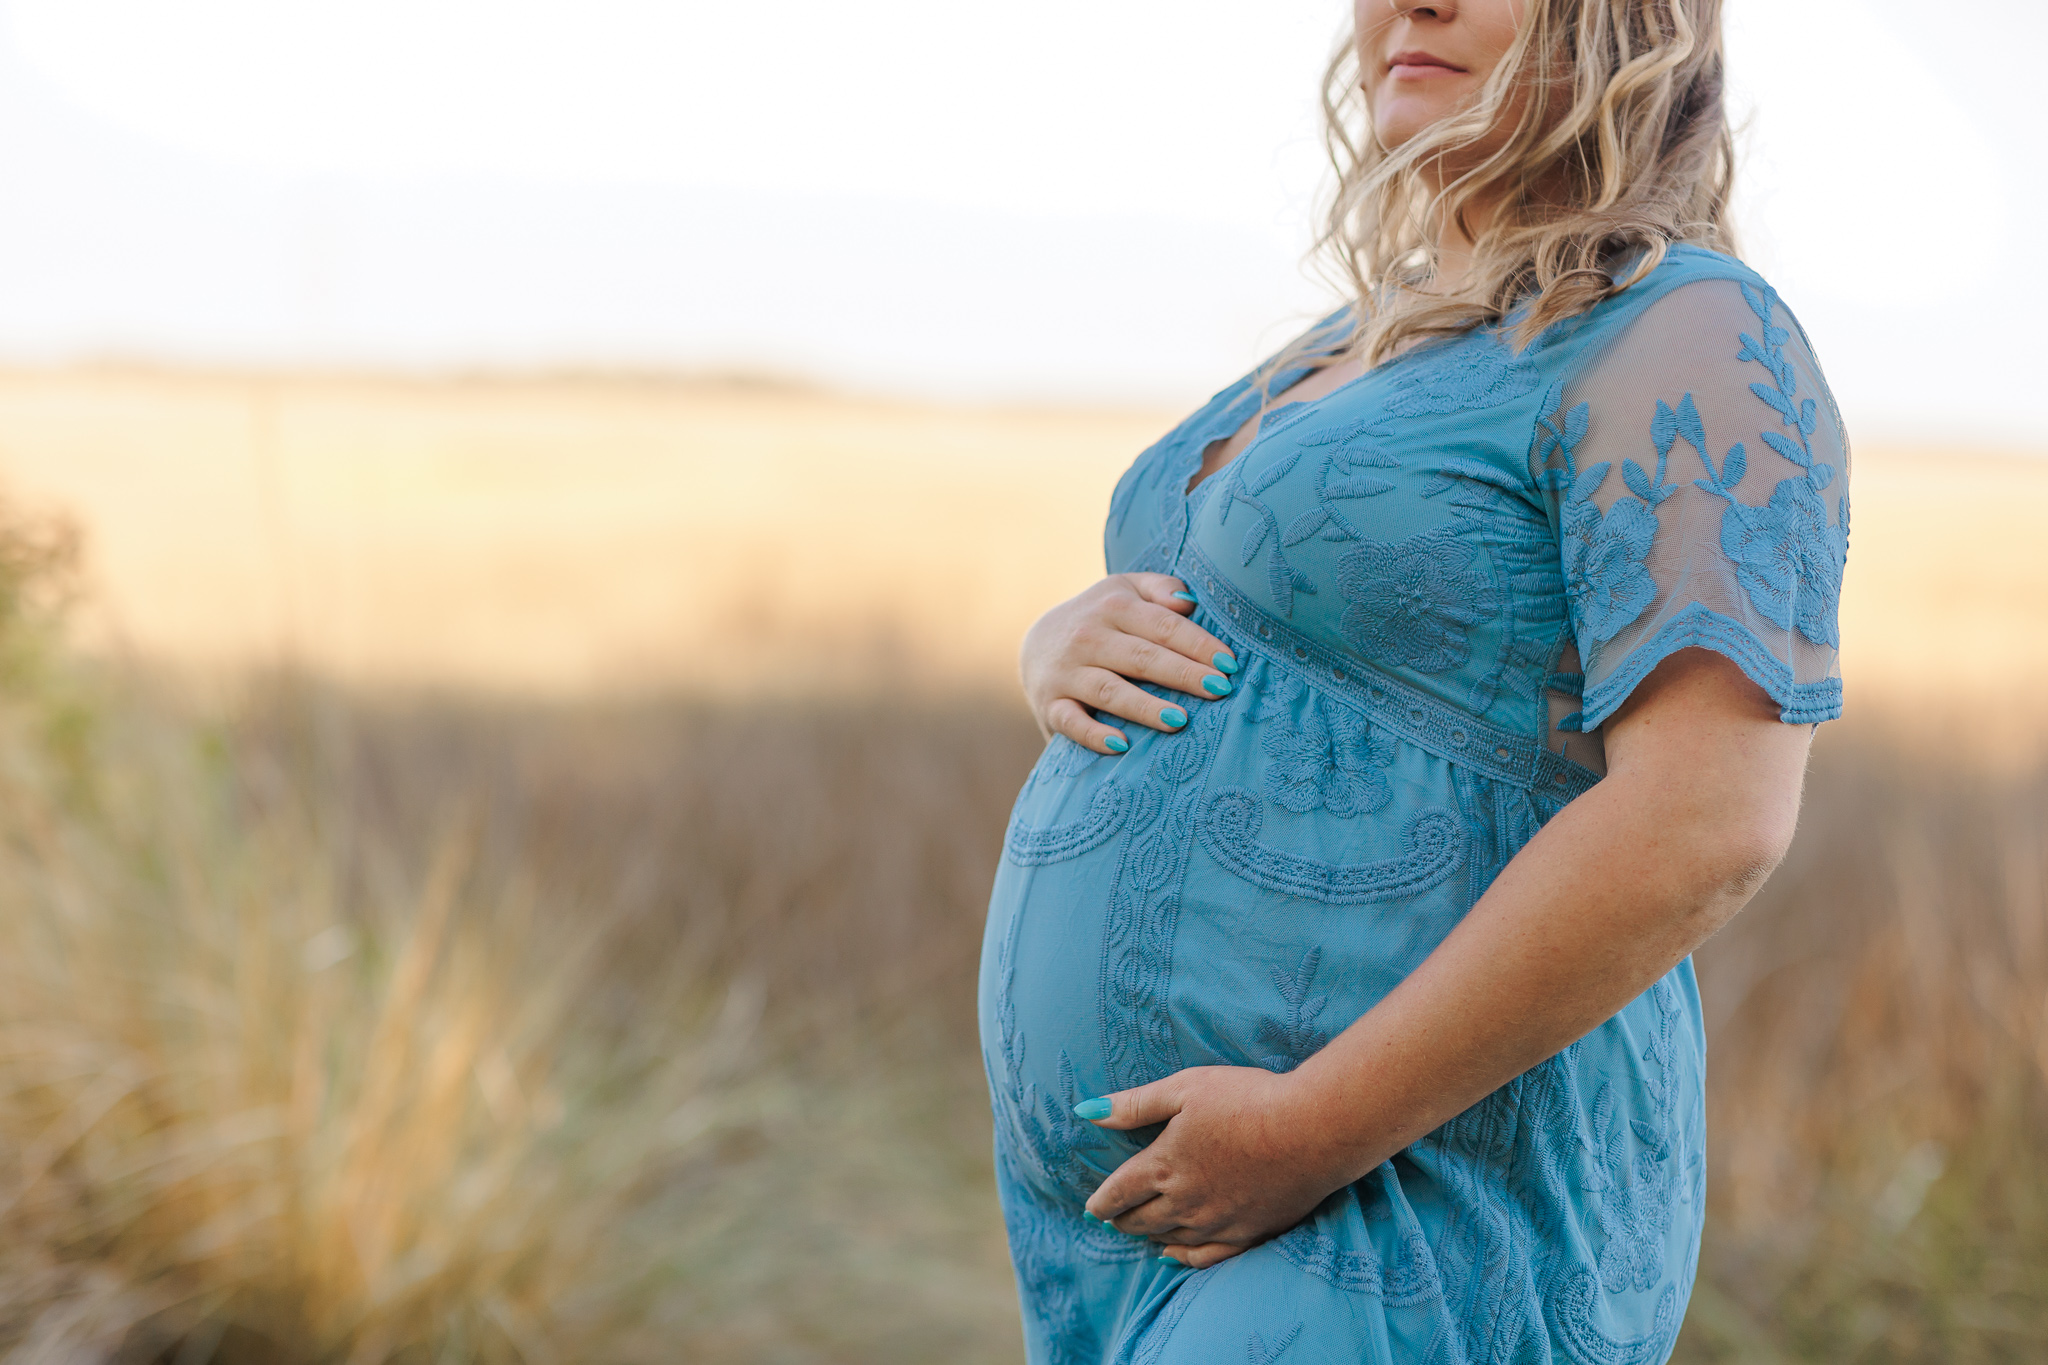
[1077,1065,1367,1269]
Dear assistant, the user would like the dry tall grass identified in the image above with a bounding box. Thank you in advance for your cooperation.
[0,618,1037,1356]
[0,553,770,1355]
[1679,718,2048,1362]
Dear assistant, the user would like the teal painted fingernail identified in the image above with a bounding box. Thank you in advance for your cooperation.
[1104,733,1129,754]
[1156,1255,1180,1265]
[1201,675,1233,697]
[1159,706,1187,729]
[1082,1210,1102,1224]
[1213,651,1239,675]
[1172,591,1198,603]
[1073,1097,1113,1121]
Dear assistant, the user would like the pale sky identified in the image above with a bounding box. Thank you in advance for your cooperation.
[0,0,2039,443]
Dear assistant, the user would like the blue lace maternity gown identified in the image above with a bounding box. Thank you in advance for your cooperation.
[979,245,1848,1364]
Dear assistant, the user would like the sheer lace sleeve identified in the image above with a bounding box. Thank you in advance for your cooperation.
[1534,278,1849,731]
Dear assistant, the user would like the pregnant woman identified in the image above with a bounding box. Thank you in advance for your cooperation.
[980,1,1848,1361]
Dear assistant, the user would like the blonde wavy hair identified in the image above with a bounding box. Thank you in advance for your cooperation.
[1307,0,1737,369]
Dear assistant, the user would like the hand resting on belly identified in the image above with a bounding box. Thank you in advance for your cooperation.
[1018,572,1240,754]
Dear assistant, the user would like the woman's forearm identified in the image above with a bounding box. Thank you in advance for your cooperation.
[1283,653,1812,1186]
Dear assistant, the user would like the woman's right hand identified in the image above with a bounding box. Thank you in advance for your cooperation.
[1019,574,1239,754]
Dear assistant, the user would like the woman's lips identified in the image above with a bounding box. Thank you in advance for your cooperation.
[1386,50,1468,79]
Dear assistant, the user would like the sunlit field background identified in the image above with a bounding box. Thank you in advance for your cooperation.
[0,371,2040,1363]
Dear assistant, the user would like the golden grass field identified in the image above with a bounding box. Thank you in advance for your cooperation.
[0,369,1169,697]
[0,369,2039,1363]
[0,367,2042,733]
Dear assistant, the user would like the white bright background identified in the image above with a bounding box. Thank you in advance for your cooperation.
[0,0,2038,443]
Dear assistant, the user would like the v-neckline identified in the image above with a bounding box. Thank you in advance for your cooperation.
[1182,356,1378,498]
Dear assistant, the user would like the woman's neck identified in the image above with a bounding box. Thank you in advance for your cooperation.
[1431,236,1478,297]
[1424,193,1491,298]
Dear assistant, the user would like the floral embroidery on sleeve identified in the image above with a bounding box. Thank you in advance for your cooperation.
[1336,528,1502,673]
[1564,498,1659,645]
[1535,385,1693,648]
[1694,283,1848,648]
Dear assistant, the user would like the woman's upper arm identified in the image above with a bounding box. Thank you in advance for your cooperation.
[1601,646,1811,881]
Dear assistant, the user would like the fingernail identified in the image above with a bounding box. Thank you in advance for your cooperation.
[1213,651,1240,675]
[1155,1255,1181,1266]
[1201,675,1233,697]
[1072,1097,1113,1121]
[1081,1210,1102,1225]
[1104,733,1129,754]
[1159,706,1187,729]
[1171,591,1198,604]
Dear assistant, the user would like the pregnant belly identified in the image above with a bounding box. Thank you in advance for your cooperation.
[979,747,1476,1205]
[980,729,1710,1353]
[981,839,1148,1204]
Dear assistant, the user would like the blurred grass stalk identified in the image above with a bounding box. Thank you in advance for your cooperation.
[0,510,764,1361]
[1679,714,2048,1361]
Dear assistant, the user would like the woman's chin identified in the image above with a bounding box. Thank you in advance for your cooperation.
[1370,112,1435,152]
[1371,88,1481,153]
